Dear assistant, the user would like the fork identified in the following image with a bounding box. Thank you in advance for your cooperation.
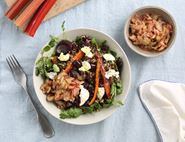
[6,55,55,138]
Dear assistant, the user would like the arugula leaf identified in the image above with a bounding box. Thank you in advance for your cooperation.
[35,67,40,76]
[60,108,82,119]
[91,102,102,110]
[35,57,53,79]
[75,36,83,46]
[43,45,51,52]
[111,83,117,97]
[42,35,59,53]
[116,81,123,94]
[110,50,117,57]
[82,102,102,114]
[82,106,94,114]
[91,38,99,48]
[111,81,123,97]
[49,35,59,43]
[61,21,65,32]
[101,40,107,46]
[103,99,114,108]
[48,40,55,47]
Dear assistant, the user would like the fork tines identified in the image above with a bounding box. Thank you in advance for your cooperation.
[6,55,22,72]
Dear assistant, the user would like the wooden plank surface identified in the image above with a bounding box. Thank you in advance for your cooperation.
[4,0,85,21]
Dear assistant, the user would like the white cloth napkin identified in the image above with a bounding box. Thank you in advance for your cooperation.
[139,80,185,142]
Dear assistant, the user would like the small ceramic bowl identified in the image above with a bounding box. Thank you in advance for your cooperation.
[124,6,176,57]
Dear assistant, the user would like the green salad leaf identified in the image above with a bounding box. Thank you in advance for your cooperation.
[111,81,123,97]
[60,108,83,119]
[116,81,122,94]
[110,50,117,57]
[35,57,53,79]
[43,45,51,52]
[91,37,99,48]
[103,99,114,108]
[82,102,102,114]
[42,35,59,53]
[61,21,66,32]
[53,64,60,73]
[82,106,94,114]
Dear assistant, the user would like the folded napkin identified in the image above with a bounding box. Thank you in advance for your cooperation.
[139,80,185,142]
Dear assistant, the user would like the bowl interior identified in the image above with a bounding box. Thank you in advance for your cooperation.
[33,28,131,125]
[125,7,176,57]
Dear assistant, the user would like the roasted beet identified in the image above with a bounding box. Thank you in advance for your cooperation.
[90,64,96,71]
[72,60,82,68]
[56,40,73,55]
[70,70,79,78]
[84,82,89,89]
[73,96,80,106]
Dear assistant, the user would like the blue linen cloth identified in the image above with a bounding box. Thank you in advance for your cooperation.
[0,0,185,141]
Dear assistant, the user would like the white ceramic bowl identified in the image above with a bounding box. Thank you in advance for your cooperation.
[33,28,131,125]
[124,6,176,57]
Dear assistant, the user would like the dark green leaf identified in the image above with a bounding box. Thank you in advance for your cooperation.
[82,106,94,114]
[111,83,117,97]
[116,81,123,95]
[61,21,65,32]
[43,45,51,52]
[48,40,55,47]
[91,102,102,110]
[35,57,53,79]
[49,35,59,42]
[101,40,107,46]
[110,50,117,57]
[103,99,114,108]
[111,81,123,96]
[91,38,99,48]
[35,67,39,76]
[81,102,102,114]
[60,108,83,119]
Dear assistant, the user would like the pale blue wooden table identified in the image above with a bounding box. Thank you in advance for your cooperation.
[0,0,185,141]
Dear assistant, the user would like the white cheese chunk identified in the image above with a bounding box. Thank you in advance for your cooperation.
[103,53,115,61]
[58,53,70,61]
[79,61,91,72]
[105,69,119,79]
[79,85,90,106]
[81,46,94,58]
[97,87,105,100]
[47,72,57,80]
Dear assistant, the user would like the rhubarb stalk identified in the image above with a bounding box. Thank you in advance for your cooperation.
[5,0,31,20]
[24,0,57,37]
[14,0,45,27]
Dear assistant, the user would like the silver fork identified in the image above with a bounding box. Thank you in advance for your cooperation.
[6,55,55,138]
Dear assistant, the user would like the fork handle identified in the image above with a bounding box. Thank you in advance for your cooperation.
[23,86,55,138]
